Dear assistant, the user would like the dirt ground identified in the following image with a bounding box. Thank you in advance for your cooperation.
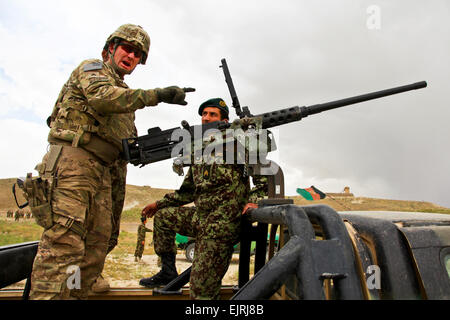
[107,252,242,288]
[1,217,246,290]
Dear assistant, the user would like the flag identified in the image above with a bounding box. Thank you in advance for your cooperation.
[296,186,326,201]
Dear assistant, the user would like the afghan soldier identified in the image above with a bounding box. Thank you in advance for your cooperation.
[140,98,267,299]
[14,210,20,221]
[134,217,152,262]
[7,209,13,218]
[29,24,195,300]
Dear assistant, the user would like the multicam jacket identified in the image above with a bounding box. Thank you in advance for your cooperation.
[48,59,159,159]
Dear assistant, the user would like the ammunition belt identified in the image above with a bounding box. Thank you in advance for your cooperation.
[82,134,120,164]
[48,135,120,165]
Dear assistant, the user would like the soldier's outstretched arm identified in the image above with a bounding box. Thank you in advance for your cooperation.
[77,61,195,114]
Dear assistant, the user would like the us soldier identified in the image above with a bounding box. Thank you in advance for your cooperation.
[134,217,152,262]
[29,24,195,300]
[90,57,131,292]
[139,98,267,299]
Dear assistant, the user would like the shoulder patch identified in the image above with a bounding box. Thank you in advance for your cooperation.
[83,62,103,72]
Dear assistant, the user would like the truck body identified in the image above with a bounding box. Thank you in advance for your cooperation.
[1,205,449,300]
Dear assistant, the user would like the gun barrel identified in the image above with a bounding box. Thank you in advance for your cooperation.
[304,81,427,117]
[259,81,427,129]
[259,107,303,129]
[123,80,427,167]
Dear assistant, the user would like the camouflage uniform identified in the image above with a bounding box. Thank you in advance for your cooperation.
[153,164,267,299]
[29,56,159,299]
[135,222,152,259]
[107,159,128,254]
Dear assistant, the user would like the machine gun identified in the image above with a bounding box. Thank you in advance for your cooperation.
[122,59,427,172]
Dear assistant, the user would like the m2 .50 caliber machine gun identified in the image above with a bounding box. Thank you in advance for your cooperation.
[122,58,427,174]
[120,61,427,296]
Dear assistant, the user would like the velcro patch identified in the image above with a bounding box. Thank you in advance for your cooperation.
[83,62,103,72]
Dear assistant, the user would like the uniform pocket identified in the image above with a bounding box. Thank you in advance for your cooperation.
[31,202,54,229]
[19,174,55,230]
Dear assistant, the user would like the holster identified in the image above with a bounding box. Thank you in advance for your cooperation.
[17,145,63,229]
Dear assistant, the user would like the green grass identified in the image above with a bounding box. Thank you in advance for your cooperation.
[109,229,155,256]
[0,220,43,246]
[0,217,157,284]
[415,208,450,214]
[121,208,143,222]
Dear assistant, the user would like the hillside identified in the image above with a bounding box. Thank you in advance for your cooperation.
[286,195,450,214]
[1,178,449,214]
[0,178,173,213]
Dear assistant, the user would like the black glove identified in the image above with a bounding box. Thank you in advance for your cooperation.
[156,86,195,105]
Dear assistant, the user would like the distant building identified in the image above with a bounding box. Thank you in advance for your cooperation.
[326,186,354,198]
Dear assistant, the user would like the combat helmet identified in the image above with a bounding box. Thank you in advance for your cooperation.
[104,24,150,64]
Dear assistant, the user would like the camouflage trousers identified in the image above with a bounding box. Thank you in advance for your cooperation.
[107,160,127,254]
[154,206,235,300]
[30,146,112,300]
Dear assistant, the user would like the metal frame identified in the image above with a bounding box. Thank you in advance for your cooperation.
[0,241,38,300]
[232,205,364,300]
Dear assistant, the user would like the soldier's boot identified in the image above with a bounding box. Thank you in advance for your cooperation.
[91,274,111,293]
[134,256,138,262]
[139,253,178,288]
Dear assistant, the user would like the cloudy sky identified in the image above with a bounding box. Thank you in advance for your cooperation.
[1,1,449,207]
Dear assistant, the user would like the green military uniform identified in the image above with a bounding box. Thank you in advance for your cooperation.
[153,162,267,299]
[135,221,152,260]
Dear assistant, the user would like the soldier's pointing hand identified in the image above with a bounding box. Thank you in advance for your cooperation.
[156,86,195,105]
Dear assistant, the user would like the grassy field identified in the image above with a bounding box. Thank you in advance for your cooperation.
[0,219,43,246]
[0,208,159,288]
[0,208,145,247]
